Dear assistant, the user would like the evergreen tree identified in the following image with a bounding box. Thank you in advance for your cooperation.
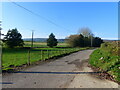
[47,33,58,47]
[3,28,24,48]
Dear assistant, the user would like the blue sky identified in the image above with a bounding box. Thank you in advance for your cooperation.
[1,2,118,39]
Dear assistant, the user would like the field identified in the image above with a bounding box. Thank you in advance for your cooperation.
[89,41,120,83]
[2,42,89,71]
[24,41,69,47]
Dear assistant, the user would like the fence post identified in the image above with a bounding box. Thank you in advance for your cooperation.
[43,50,45,60]
[41,50,43,60]
[50,50,51,58]
[47,50,49,58]
[50,50,52,57]
[28,50,30,65]
[56,50,57,55]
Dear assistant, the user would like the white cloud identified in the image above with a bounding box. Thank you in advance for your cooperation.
[93,32,105,37]
[102,38,118,40]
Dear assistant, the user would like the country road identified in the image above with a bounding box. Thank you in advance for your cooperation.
[2,49,118,89]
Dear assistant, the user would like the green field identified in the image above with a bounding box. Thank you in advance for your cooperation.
[2,42,89,71]
[24,41,69,47]
[89,41,120,83]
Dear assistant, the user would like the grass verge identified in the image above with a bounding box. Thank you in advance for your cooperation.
[89,41,120,84]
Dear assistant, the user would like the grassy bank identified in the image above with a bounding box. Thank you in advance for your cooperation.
[89,41,120,83]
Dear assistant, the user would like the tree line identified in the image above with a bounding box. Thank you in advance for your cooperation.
[66,34,103,47]
[2,28,103,48]
[66,28,103,47]
[2,28,58,48]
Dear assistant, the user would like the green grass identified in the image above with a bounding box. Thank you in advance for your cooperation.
[2,46,88,71]
[89,42,120,83]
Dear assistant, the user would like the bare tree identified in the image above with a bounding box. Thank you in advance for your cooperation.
[78,27,93,37]
[78,27,95,47]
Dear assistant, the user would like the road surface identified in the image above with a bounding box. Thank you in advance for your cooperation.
[2,49,118,88]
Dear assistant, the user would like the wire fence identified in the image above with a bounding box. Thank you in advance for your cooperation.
[2,48,88,70]
[27,48,79,64]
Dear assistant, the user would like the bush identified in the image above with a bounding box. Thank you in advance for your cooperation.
[66,34,103,47]
[66,34,84,47]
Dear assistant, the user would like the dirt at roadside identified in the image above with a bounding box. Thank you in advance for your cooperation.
[88,64,120,85]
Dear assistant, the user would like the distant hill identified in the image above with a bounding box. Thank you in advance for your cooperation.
[103,39,118,42]
[23,38,65,43]
[23,38,117,43]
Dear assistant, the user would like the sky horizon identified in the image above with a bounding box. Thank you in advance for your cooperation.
[1,2,118,40]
